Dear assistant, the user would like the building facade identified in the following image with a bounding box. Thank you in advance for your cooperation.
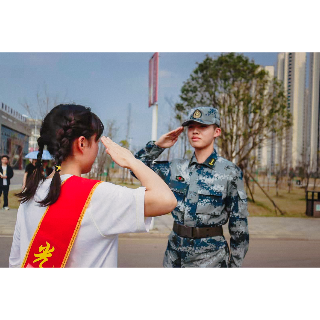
[308,53,320,172]
[0,102,31,169]
[275,52,307,171]
[26,118,42,152]
[259,66,275,173]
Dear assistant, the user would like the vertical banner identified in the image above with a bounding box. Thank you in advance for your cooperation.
[153,52,159,105]
[148,52,159,107]
[149,58,153,107]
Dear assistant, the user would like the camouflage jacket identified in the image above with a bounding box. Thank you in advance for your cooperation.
[135,141,249,267]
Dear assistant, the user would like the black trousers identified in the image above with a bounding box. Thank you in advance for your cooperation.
[0,185,9,208]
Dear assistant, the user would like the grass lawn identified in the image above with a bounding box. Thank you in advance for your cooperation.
[117,179,311,218]
[6,178,313,218]
[247,185,308,217]
[7,190,21,209]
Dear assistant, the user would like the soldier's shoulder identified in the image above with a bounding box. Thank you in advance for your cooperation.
[216,156,235,168]
[216,156,242,175]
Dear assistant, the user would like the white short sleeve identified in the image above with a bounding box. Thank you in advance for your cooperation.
[87,182,151,236]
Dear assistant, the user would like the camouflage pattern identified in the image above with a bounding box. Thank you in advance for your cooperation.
[135,141,249,268]
[182,106,220,127]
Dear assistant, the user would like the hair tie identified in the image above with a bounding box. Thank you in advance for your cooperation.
[55,165,61,172]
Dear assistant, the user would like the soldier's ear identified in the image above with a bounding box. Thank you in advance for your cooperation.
[213,127,221,138]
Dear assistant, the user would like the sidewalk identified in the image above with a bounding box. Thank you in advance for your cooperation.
[147,214,320,240]
[0,209,18,236]
[2,209,320,240]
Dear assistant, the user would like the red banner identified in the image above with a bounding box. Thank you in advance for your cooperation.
[148,52,159,107]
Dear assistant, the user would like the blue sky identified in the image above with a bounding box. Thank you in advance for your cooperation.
[0,52,279,150]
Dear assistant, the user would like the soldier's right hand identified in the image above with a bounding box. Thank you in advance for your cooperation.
[155,127,184,148]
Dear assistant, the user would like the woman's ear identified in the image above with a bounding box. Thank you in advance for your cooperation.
[76,136,86,153]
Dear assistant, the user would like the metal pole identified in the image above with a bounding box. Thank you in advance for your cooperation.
[151,103,158,141]
[150,53,159,230]
[149,103,158,230]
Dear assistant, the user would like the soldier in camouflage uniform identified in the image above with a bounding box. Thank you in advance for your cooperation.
[134,106,249,267]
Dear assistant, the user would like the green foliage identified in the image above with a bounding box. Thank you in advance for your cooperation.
[120,140,129,149]
[175,53,292,170]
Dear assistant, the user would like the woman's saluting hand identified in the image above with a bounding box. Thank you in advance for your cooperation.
[101,136,177,216]
[101,136,137,169]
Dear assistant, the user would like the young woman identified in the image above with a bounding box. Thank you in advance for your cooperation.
[9,104,177,268]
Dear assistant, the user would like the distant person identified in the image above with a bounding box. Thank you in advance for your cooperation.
[10,104,176,268]
[22,159,36,189]
[0,155,14,210]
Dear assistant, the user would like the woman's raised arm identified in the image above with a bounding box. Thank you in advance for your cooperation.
[101,136,177,217]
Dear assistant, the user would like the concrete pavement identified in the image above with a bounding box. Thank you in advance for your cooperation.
[0,209,18,236]
[1,208,320,240]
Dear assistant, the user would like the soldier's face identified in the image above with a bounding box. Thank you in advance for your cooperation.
[187,123,220,149]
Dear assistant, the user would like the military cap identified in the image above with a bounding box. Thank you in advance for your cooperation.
[181,106,220,127]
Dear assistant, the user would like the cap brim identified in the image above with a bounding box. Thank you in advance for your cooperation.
[182,120,215,127]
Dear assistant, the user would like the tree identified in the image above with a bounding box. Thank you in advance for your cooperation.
[20,83,67,120]
[176,55,291,172]
[94,119,119,181]
[120,139,130,183]
[165,96,190,159]
[176,53,291,168]
[175,53,291,215]
[89,120,119,181]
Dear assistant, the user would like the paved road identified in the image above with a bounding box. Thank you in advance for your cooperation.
[2,235,320,268]
[0,236,13,268]
[117,236,320,268]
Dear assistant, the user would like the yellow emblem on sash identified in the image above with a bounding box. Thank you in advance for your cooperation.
[33,242,55,268]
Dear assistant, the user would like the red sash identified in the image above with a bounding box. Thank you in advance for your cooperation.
[22,176,102,268]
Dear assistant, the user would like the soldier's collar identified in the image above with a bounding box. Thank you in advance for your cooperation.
[189,153,198,166]
[189,149,218,169]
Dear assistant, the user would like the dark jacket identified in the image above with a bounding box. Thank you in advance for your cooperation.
[0,165,14,187]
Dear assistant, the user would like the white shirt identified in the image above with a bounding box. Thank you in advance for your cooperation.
[9,174,151,268]
[1,166,7,186]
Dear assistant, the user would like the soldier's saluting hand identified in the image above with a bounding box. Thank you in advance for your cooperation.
[154,127,184,149]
